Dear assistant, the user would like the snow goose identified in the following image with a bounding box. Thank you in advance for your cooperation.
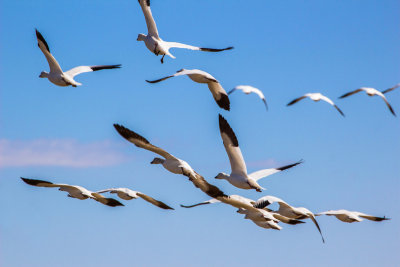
[137,0,233,63]
[181,196,305,226]
[316,209,390,223]
[382,83,400,94]
[146,69,230,111]
[113,124,198,179]
[216,114,303,191]
[21,177,124,207]
[254,195,325,243]
[287,93,345,116]
[228,85,268,111]
[96,188,173,210]
[339,87,396,116]
[35,29,121,87]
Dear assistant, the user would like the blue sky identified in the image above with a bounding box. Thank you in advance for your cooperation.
[1,0,399,266]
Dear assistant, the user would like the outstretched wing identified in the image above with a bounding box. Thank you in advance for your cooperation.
[138,0,159,38]
[249,160,303,181]
[91,193,125,207]
[137,192,174,210]
[308,214,325,243]
[35,29,63,74]
[382,83,400,94]
[358,212,390,222]
[376,92,396,116]
[218,115,247,176]
[180,198,220,208]
[164,41,233,52]
[338,89,363,98]
[113,124,177,160]
[287,95,307,106]
[65,65,121,78]
[319,95,345,117]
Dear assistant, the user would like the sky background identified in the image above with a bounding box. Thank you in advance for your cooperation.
[1,0,399,266]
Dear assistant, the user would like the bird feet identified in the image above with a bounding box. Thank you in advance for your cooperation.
[161,55,165,64]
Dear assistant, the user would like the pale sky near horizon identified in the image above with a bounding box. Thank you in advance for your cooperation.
[1,0,399,266]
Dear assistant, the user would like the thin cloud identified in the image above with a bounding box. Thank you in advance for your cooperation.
[0,138,132,168]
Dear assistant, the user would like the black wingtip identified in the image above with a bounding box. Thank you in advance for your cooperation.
[35,29,50,53]
[90,64,121,71]
[276,160,304,172]
[21,177,52,186]
[218,114,239,147]
[113,124,150,144]
[105,198,124,207]
[216,93,230,111]
[200,46,234,52]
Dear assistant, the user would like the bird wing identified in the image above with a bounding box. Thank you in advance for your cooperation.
[64,65,121,78]
[180,198,221,208]
[339,89,363,98]
[376,92,396,116]
[91,192,124,207]
[382,83,400,94]
[114,124,177,160]
[248,160,303,182]
[95,188,118,194]
[163,41,233,52]
[21,177,71,188]
[319,95,345,116]
[138,0,159,38]
[357,212,390,222]
[308,213,325,243]
[208,82,230,111]
[35,29,63,74]
[145,69,198,83]
[230,86,268,110]
[287,95,308,106]
[272,213,305,225]
[136,192,174,210]
[218,115,247,176]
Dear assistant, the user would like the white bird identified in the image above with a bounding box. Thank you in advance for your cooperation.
[287,93,345,116]
[137,0,233,63]
[253,195,325,243]
[181,195,305,227]
[382,83,400,94]
[228,85,268,111]
[316,209,390,223]
[35,29,121,87]
[339,87,396,116]
[96,188,173,210]
[146,69,230,111]
[215,114,303,191]
[113,124,198,179]
[21,177,124,207]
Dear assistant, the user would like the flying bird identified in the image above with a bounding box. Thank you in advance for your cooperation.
[35,29,121,87]
[339,87,396,116]
[287,93,345,116]
[228,85,268,111]
[181,195,305,227]
[21,177,124,207]
[96,188,173,210]
[113,124,197,179]
[137,0,233,63]
[382,83,400,94]
[316,209,390,223]
[253,195,325,243]
[216,114,303,191]
[146,69,230,111]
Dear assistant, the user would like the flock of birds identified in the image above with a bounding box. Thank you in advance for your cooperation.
[23,0,395,243]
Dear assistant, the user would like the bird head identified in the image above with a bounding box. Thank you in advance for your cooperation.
[39,71,49,78]
[215,172,229,180]
[137,34,146,41]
